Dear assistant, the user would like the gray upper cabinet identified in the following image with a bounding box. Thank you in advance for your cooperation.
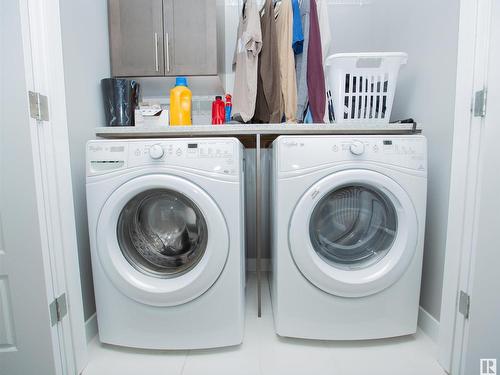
[109,0,165,77]
[163,0,217,76]
[109,0,217,77]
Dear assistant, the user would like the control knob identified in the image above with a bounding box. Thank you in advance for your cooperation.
[350,141,365,156]
[149,144,164,160]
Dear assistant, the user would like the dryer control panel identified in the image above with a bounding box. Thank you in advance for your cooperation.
[87,139,240,177]
[277,135,427,172]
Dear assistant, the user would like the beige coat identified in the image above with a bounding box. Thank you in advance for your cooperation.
[275,0,298,123]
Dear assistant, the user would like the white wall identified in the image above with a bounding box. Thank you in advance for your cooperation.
[59,0,110,320]
[328,0,460,320]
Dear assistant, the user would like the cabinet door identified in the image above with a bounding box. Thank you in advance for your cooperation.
[163,0,217,76]
[109,0,164,77]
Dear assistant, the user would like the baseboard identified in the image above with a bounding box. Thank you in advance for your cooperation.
[85,313,98,343]
[247,258,271,272]
[418,306,440,343]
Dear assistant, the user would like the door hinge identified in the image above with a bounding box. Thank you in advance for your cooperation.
[459,291,470,319]
[49,293,68,326]
[473,88,487,117]
[28,91,49,121]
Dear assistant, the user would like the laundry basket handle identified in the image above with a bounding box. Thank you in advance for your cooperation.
[356,57,383,69]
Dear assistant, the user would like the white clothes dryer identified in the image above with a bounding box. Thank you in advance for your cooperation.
[270,135,427,340]
[86,138,245,349]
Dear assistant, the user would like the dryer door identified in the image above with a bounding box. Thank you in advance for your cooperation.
[289,169,418,297]
[96,174,229,306]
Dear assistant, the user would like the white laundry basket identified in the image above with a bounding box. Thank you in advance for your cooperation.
[325,52,408,124]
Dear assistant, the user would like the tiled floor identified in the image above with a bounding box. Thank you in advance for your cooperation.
[84,273,446,375]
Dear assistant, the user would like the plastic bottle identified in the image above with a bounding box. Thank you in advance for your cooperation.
[170,77,192,126]
[211,96,225,125]
[225,94,233,123]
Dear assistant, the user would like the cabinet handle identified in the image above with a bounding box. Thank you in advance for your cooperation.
[166,33,170,72]
[154,32,159,72]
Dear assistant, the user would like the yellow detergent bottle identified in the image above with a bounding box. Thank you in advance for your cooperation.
[170,77,192,126]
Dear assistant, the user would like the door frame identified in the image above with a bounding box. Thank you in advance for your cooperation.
[438,0,493,373]
[18,0,88,373]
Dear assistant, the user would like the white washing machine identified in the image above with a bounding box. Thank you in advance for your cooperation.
[86,138,245,350]
[271,135,427,340]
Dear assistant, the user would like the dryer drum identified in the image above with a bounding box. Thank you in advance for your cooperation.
[116,188,208,278]
[309,184,398,270]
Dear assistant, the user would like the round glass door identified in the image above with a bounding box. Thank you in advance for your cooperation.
[117,189,208,278]
[96,174,229,307]
[309,185,398,270]
[288,169,418,297]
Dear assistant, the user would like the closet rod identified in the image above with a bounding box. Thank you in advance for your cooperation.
[228,0,372,6]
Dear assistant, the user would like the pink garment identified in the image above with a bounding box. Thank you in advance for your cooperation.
[307,0,326,123]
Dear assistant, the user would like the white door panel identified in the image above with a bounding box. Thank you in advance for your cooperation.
[0,226,16,351]
[462,2,500,373]
[0,0,60,373]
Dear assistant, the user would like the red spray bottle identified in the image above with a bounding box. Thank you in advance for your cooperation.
[211,96,225,125]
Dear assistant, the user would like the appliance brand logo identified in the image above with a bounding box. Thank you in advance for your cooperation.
[89,145,103,152]
[283,141,305,148]
[481,359,497,375]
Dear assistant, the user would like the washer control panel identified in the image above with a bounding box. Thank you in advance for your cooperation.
[87,139,239,176]
[278,136,427,172]
[130,141,235,161]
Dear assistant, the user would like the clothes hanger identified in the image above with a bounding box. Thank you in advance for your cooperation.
[273,0,282,19]
[259,0,268,16]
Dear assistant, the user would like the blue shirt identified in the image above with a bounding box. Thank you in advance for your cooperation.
[292,0,304,54]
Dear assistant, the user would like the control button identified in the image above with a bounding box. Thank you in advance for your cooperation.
[149,144,164,160]
[176,148,183,157]
[350,141,365,156]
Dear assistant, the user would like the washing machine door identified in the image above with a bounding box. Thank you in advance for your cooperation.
[96,174,229,306]
[288,169,418,297]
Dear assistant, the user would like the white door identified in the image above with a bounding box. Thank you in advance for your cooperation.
[95,174,230,306]
[288,169,419,297]
[462,3,500,374]
[0,2,62,374]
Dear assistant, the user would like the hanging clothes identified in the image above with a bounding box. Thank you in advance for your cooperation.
[317,0,331,123]
[304,106,313,123]
[295,0,311,122]
[291,0,304,55]
[275,0,298,123]
[253,0,282,124]
[307,0,326,123]
[232,0,263,123]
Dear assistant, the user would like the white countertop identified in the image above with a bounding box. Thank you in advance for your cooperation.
[95,123,421,138]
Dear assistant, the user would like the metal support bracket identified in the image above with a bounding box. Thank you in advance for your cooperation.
[256,133,262,318]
